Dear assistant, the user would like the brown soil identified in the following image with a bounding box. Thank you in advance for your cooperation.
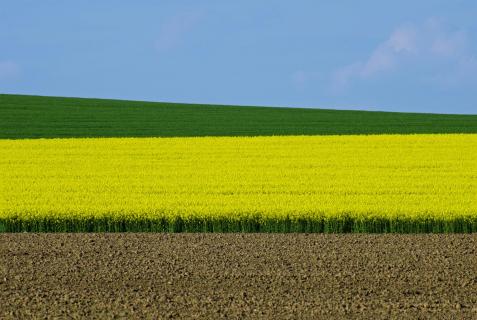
[1,234,477,319]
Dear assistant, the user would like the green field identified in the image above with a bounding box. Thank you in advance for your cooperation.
[1,94,477,139]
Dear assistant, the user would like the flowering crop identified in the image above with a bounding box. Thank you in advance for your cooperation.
[1,134,476,232]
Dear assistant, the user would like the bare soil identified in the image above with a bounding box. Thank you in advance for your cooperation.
[1,234,477,319]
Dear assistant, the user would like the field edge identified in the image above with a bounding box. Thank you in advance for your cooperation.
[2,216,477,233]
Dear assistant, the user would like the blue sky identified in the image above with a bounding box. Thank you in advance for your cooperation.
[1,1,477,114]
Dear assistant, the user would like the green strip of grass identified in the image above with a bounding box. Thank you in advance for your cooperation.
[2,94,477,139]
[1,217,477,233]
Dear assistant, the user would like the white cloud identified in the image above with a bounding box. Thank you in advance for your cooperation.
[0,60,20,80]
[155,10,204,52]
[360,24,417,77]
[331,19,476,92]
[431,31,467,57]
[387,25,417,53]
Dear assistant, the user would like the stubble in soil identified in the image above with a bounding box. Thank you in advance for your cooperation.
[1,234,477,319]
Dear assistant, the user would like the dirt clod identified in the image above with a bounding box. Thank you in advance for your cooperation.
[1,233,476,319]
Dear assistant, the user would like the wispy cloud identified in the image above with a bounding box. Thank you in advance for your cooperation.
[155,10,204,53]
[361,24,417,77]
[331,18,477,92]
[0,60,20,80]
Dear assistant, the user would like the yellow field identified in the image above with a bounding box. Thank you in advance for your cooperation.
[1,134,476,231]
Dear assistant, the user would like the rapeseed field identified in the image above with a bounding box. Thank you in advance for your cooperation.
[1,134,476,232]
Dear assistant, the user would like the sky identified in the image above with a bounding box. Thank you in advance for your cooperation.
[1,1,477,114]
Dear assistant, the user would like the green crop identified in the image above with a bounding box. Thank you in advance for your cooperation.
[1,94,477,139]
